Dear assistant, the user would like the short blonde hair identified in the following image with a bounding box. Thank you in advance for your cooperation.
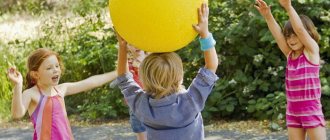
[283,15,320,43]
[139,52,183,99]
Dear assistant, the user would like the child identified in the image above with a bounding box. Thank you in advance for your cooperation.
[110,37,148,139]
[255,0,326,139]
[126,44,148,140]
[115,3,218,140]
[7,48,117,140]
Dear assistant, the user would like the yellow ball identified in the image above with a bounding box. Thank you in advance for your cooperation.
[109,0,206,52]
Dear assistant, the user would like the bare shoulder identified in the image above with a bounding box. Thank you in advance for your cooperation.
[303,49,320,65]
[23,87,39,100]
[22,88,35,97]
[55,84,69,96]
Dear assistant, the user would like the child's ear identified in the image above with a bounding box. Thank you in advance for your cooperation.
[30,71,39,80]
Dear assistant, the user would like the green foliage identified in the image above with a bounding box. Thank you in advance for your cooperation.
[0,42,27,121]
[71,0,109,16]
[1,0,330,127]
[0,0,109,16]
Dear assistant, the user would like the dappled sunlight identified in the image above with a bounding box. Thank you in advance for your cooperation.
[0,14,41,43]
[0,10,112,44]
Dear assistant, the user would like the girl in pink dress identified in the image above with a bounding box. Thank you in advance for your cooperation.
[7,48,117,140]
[255,0,326,139]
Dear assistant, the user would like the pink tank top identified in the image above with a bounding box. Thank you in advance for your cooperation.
[30,87,74,140]
[285,52,323,116]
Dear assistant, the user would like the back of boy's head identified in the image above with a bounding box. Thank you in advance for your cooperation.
[283,15,320,43]
[26,48,64,89]
[139,52,183,99]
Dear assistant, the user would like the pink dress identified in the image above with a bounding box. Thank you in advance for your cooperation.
[31,87,74,140]
[285,52,325,128]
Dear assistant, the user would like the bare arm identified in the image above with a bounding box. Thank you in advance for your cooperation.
[7,68,30,119]
[11,83,24,118]
[255,0,291,57]
[116,33,129,76]
[204,47,218,73]
[193,3,218,73]
[280,0,319,62]
[60,70,117,96]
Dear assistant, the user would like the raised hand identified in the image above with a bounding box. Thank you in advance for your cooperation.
[279,0,292,10]
[113,27,128,47]
[193,3,209,38]
[254,0,271,18]
[7,67,23,85]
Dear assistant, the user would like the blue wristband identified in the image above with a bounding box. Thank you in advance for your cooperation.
[199,33,216,51]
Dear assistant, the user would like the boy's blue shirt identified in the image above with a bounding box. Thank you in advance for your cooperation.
[116,67,219,140]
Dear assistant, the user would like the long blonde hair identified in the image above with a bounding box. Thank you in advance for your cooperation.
[139,52,183,99]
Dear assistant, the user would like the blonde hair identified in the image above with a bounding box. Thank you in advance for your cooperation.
[139,52,183,99]
[26,48,64,89]
[283,15,320,43]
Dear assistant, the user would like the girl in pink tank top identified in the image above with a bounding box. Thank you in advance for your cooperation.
[7,48,117,140]
[255,0,326,139]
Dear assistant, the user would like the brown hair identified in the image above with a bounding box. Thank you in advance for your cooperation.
[139,52,184,99]
[26,48,64,89]
[283,15,320,43]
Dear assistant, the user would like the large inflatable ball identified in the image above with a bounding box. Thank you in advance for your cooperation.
[109,0,206,52]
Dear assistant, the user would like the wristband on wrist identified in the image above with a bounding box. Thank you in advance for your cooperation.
[199,33,216,51]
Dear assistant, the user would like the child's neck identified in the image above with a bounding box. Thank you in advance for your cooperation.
[292,50,303,59]
[37,83,54,96]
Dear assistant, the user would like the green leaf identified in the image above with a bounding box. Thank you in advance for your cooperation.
[226,105,235,112]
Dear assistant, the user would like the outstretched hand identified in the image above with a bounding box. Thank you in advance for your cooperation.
[7,67,23,85]
[279,0,291,10]
[113,28,127,47]
[254,0,271,18]
[193,3,209,38]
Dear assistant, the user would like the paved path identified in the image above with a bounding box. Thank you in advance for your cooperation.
[1,120,330,140]
[0,123,288,140]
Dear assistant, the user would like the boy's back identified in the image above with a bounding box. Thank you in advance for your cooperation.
[117,68,218,140]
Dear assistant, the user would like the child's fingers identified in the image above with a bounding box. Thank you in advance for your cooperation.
[255,0,261,6]
[192,24,200,32]
[204,4,209,17]
[198,8,202,22]
[7,67,15,74]
[254,5,260,10]
[15,71,21,76]
[201,3,205,16]
[207,5,209,15]
[259,0,268,7]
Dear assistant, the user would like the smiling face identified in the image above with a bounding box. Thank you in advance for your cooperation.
[286,34,304,51]
[283,15,320,52]
[33,55,62,86]
[26,48,64,89]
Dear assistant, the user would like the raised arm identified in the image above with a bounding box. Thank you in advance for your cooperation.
[7,67,31,119]
[255,0,291,57]
[59,70,117,96]
[279,0,319,60]
[193,3,218,73]
[116,32,129,76]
